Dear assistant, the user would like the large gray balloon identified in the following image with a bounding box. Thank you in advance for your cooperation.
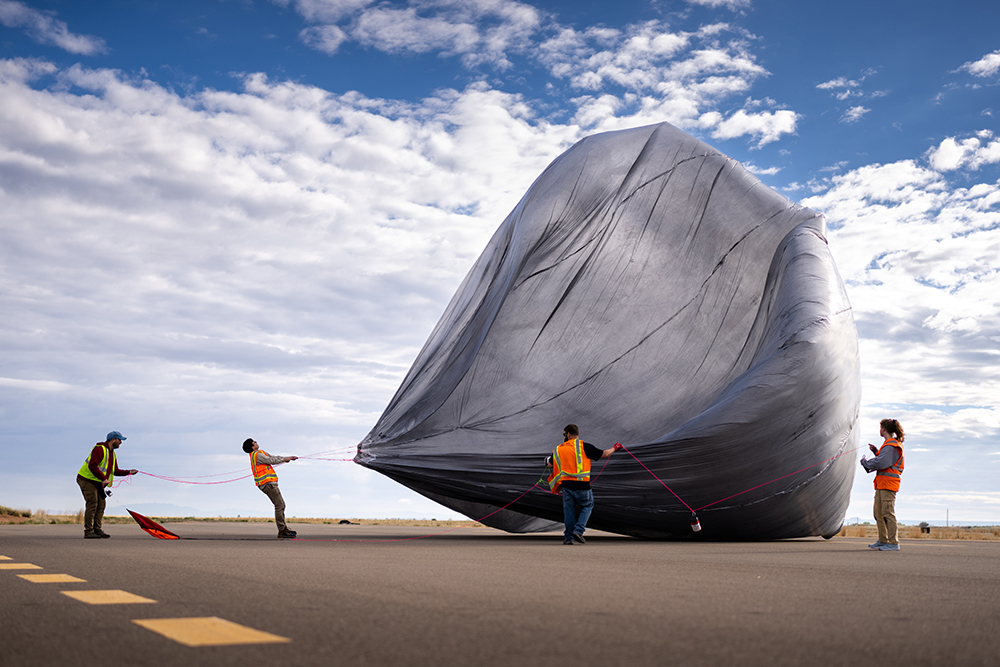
[356,122,860,539]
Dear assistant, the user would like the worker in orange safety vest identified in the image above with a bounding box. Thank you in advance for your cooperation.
[243,438,299,538]
[546,424,621,545]
[860,419,905,551]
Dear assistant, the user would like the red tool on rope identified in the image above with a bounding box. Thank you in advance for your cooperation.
[127,509,181,540]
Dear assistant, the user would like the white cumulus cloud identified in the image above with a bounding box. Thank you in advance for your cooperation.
[804,152,1000,419]
[277,2,797,146]
[685,0,751,9]
[926,131,1000,171]
[285,0,543,69]
[958,49,1000,78]
[840,105,869,123]
[0,59,580,446]
[710,107,798,147]
[0,0,107,55]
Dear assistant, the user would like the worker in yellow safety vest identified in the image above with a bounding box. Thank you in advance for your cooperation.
[546,424,622,545]
[860,419,905,551]
[76,431,138,539]
[243,438,299,538]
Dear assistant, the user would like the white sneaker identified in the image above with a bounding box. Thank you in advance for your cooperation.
[877,543,900,551]
[868,542,885,549]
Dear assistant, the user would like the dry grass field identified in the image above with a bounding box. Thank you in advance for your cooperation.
[4,504,998,539]
[0,506,482,528]
[838,522,1000,541]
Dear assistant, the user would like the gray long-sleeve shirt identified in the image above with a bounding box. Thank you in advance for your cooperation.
[252,451,288,466]
[861,445,900,473]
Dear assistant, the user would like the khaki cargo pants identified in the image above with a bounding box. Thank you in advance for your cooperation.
[259,482,288,533]
[874,488,898,545]
[77,477,106,533]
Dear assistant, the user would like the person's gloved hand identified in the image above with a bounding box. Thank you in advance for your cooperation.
[613,443,624,452]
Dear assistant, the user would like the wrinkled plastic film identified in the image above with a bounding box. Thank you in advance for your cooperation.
[357,122,860,539]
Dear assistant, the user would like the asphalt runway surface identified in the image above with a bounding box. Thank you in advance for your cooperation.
[2,522,998,667]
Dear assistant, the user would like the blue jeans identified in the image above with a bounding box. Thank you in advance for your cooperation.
[562,488,594,537]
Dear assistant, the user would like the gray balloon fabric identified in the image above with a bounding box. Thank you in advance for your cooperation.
[356,122,861,539]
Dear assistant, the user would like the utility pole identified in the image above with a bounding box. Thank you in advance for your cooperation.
[946,509,949,527]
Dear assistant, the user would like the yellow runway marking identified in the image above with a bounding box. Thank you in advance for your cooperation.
[133,617,291,647]
[0,555,11,560]
[61,589,156,605]
[19,573,86,583]
[0,563,42,570]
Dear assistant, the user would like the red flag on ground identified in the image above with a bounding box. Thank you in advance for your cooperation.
[127,509,181,540]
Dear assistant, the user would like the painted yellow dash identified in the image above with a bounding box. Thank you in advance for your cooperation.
[61,589,156,605]
[19,573,86,583]
[132,617,291,647]
[0,563,42,570]
[0,555,11,560]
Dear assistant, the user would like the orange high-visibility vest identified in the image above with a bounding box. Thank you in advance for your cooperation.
[250,450,279,487]
[547,438,591,494]
[874,439,904,492]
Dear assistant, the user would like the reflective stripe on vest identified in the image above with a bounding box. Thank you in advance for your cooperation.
[547,438,591,493]
[874,439,904,492]
[77,444,115,485]
[251,450,279,487]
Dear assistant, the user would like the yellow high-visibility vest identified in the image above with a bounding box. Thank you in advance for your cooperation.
[77,443,116,485]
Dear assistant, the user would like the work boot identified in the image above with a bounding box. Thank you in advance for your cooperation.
[96,529,111,538]
[84,531,101,539]
[277,529,297,539]
[562,537,574,545]
[572,533,586,544]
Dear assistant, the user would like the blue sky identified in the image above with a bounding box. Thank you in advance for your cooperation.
[2,0,999,525]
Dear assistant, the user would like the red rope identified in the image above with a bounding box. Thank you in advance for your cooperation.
[613,443,862,515]
[590,454,613,482]
[118,440,861,536]
[129,449,354,486]
[296,457,354,462]
[692,445,862,512]
[617,444,695,513]
[136,471,254,485]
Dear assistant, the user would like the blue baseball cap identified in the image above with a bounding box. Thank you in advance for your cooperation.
[106,431,126,441]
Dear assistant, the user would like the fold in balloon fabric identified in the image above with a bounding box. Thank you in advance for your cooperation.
[357,122,860,539]
[128,509,181,540]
